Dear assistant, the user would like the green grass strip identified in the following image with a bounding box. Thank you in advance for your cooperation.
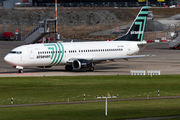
[0,75,180,105]
[1,99,180,120]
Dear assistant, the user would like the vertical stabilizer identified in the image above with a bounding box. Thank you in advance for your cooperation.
[114,6,149,41]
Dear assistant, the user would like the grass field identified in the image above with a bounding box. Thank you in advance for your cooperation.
[0,75,180,119]
[1,99,180,120]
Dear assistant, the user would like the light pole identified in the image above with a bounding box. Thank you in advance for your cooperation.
[146,0,148,6]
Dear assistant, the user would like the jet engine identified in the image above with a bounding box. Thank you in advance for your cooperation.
[72,59,93,71]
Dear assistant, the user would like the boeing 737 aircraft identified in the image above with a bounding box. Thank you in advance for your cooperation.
[4,6,149,73]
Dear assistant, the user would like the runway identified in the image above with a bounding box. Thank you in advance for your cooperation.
[0,41,180,77]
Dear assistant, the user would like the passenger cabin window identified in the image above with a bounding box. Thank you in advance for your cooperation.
[67,48,122,54]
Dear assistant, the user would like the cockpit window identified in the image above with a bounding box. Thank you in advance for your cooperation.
[9,51,22,54]
[17,51,22,54]
[10,51,16,54]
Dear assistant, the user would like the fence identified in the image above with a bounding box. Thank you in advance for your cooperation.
[0,22,179,41]
[0,1,176,9]
[20,2,175,8]
[3,0,14,9]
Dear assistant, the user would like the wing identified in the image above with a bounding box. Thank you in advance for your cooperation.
[66,55,152,64]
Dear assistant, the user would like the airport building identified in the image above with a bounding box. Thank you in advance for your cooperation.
[0,0,178,7]
[33,0,175,6]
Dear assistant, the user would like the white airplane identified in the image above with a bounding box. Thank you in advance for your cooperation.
[4,6,149,73]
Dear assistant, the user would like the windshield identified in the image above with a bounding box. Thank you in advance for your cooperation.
[9,51,22,54]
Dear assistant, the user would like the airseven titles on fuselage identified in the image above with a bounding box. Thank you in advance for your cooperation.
[131,31,143,35]
[36,55,51,59]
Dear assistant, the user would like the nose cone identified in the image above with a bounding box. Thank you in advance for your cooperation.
[4,54,13,65]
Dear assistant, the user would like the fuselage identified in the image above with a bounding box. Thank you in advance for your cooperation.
[4,41,143,67]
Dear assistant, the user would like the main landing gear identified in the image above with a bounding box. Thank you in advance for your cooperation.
[90,67,94,71]
[65,65,94,72]
[65,65,73,71]
[86,67,94,72]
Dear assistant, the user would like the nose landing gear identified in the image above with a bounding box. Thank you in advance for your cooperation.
[18,69,23,73]
[15,66,24,73]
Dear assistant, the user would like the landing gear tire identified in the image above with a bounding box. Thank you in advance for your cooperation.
[65,65,73,71]
[18,69,23,73]
[87,67,94,72]
[90,67,94,71]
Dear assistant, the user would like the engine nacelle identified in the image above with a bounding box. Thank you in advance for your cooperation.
[72,59,92,70]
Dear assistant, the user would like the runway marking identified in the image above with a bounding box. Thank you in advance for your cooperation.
[0,68,8,72]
